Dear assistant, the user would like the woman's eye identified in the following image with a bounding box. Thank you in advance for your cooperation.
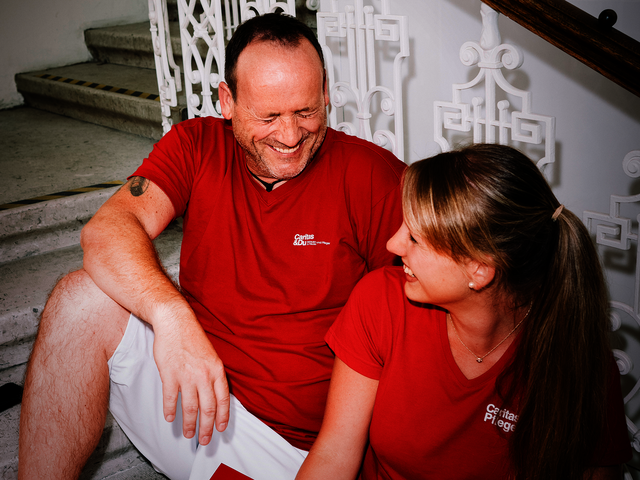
[409,235,418,244]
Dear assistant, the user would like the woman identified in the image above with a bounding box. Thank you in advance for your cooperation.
[296,144,631,479]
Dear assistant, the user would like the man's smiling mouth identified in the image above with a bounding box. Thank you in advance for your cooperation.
[272,144,301,154]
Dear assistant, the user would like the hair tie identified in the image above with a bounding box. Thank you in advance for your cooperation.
[551,204,564,221]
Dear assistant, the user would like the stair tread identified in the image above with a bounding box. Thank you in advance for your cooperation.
[18,62,161,97]
[86,21,180,48]
[0,219,182,350]
[0,403,168,480]
[16,64,165,140]
[0,107,153,206]
[84,21,182,70]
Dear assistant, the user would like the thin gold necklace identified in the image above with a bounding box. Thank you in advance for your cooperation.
[447,306,531,363]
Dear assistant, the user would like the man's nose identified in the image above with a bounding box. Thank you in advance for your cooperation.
[277,116,303,147]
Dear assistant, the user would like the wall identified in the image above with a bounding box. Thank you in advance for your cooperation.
[403,0,640,351]
[0,0,149,109]
[322,0,640,455]
[323,0,640,312]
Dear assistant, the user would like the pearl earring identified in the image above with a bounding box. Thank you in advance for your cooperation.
[468,282,476,289]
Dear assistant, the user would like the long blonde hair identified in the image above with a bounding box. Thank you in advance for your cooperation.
[403,144,611,479]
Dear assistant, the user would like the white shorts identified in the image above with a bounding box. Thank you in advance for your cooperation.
[108,314,308,480]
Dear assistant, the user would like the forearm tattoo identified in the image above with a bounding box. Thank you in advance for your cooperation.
[129,176,150,197]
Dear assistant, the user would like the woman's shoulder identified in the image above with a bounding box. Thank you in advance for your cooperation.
[353,266,406,296]
[344,266,419,323]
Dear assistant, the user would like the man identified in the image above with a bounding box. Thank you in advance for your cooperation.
[19,13,406,480]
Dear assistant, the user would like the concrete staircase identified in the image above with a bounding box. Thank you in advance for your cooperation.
[2,1,319,477]
[15,24,175,141]
[0,1,184,478]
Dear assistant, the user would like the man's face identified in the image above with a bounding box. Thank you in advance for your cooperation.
[220,39,329,180]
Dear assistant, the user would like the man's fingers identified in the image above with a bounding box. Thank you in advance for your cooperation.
[180,384,200,439]
[197,366,230,443]
[161,379,179,423]
[196,384,217,445]
[214,376,231,432]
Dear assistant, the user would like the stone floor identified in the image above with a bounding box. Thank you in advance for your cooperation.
[0,106,155,205]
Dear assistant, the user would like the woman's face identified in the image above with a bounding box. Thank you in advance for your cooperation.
[386,221,471,306]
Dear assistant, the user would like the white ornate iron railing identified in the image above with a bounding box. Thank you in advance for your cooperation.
[177,0,227,118]
[317,0,409,161]
[149,0,183,135]
[240,0,296,21]
[584,150,640,463]
[149,0,297,124]
[434,3,555,170]
[177,0,296,119]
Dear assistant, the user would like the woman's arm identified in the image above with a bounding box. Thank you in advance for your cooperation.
[296,358,379,480]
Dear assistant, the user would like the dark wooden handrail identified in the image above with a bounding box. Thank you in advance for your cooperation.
[481,0,640,98]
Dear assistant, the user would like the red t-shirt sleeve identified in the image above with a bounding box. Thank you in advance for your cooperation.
[130,118,205,217]
[325,268,395,380]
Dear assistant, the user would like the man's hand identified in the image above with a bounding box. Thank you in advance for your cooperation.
[153,316,229,445]
[153,314,230,446]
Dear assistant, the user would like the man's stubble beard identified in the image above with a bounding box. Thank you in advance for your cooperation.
[239,123,328,181]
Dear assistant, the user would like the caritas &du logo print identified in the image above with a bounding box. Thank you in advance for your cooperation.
[293,234,330,246]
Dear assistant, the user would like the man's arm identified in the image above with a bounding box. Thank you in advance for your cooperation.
[81,176,230,445]
[295,358,378,479]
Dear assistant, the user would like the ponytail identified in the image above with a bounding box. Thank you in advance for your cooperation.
[501,208,611,480]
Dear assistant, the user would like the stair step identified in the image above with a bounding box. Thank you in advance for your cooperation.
[0,107,154,207]
[85,22,182,71]
[0,186,120,263]
[15,63,169,140]
[0,403,166,479]
[0,201,181,479]
[0,213,182,371]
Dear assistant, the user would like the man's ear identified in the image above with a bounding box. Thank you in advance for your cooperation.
[322,69,330,107]
[466,260,495,290]
[218,82,234,120]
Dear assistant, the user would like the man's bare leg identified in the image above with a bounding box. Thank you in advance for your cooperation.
[19,269,130,479]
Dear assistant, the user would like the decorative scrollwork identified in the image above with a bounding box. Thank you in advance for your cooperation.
[330,82,351,109]
[459,42,482,67]
[623,150,640,178]
[491,44,523,70]
[306,0,319,11]
[633,431,640,455]
[434,3,555,170]
[176,0,295,120]
[584,152,640,451]
[372,129,395,152]
[380,97,394,116]
[614,349,633,376]
[317,0,409,161]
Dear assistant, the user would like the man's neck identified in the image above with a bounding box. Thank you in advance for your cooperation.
[248,170,287,192]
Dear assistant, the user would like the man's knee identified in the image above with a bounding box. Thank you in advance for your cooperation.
[46,268,107,309]
[38,268,129,358]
